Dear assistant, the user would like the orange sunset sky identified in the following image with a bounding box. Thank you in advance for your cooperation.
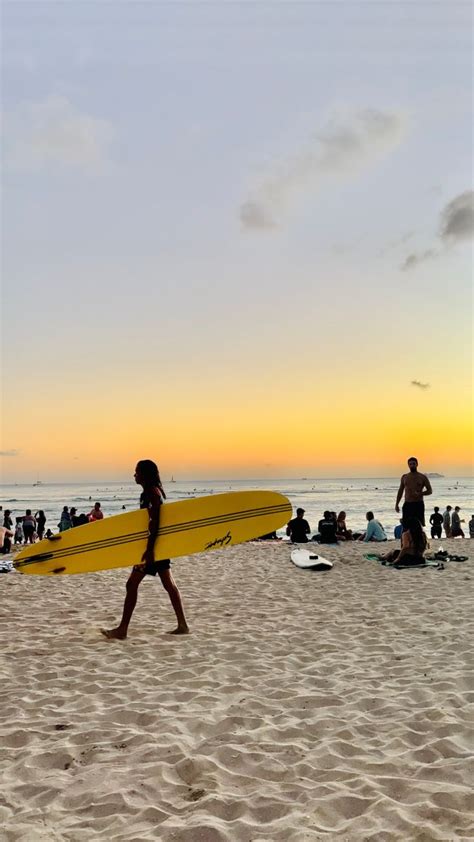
[1,3,473,482]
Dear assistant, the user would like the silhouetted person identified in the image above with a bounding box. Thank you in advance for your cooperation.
[395,457,432,527]
[451,506,465,538]
[429,506,443,539]
[101,460,188,640]
[286,508,311,543]
[317,511,338,544]
[443,505,452,538]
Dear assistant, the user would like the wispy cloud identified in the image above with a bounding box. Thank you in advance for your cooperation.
[411,380,430,390]
[440,191,474,242]
[240,201,276,231]
[3,95,114,173]
[240,108,408,229]
[400,190,474,270]
[0,449,20,457]
[401,249,438,272]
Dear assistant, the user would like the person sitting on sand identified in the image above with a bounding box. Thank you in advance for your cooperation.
[286,508,311,543]
[451,506,465,538]
[102,459,189,640]
[429,506,443,540]
[335,511,352,541]
[88,502,104,522]
[359,512,387,542]
[381,517,428,566]
[315,511,338,544]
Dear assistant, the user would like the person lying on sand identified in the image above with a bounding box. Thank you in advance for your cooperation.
[101,459,189,640]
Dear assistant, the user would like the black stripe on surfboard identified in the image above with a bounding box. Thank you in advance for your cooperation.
[15,502,291,568]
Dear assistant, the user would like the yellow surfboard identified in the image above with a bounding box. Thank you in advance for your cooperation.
[14,491,291,576]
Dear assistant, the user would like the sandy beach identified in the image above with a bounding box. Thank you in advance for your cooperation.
[1,538,473,841]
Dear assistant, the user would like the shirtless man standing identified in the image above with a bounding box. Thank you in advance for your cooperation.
[395,457,432,527]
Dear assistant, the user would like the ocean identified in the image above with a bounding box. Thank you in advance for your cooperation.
[1,476,472,538]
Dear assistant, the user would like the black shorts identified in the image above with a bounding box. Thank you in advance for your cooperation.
[23,526,35,539]
[402,501,425,527]
[135,559,171,576]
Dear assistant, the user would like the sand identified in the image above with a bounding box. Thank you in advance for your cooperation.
[1,538,473,841]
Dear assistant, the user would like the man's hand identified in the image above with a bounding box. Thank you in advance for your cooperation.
[395,505,400,513]
[141,548,155,566]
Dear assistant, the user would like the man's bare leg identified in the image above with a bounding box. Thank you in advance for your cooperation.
[159,569,189,634]
[101,567,146,639]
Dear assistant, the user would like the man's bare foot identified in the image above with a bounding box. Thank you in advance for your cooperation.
[167,626,190,635]
[101,627,127,640]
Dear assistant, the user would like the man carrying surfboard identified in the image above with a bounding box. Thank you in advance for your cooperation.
[101,460,189,639]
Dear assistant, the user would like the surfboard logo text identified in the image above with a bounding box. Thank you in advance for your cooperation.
[205,531,232,550]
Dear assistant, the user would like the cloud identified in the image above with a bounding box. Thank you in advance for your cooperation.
[378,230,415,257]
[3,95,114,173]
[0,449,20,457]
[400,190,473,270]
[240,108,408,229]
[240,201,276,230]
[440,190,474,242]
[401,249,437,271]
[411,380,430,390]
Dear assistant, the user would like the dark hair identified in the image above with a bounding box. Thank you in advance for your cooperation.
[434,506,439,512]
[366,511,374,520]
[338,511,346,519]
[26,509,32,516]
[407,456,418,463]
[95,502,101,507]
[37,510,45,518]
[136,459,166,497]
[296,507,305,514]
[404,517,427,556]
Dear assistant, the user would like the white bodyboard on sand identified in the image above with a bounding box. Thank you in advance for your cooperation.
[290,549,333,571]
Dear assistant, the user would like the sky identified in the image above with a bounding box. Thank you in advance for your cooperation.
[1,1,473,482]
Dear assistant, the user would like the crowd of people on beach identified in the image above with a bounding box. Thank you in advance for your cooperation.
[0,502,106,554]
[285,505,472,545]
[283,458,472,569]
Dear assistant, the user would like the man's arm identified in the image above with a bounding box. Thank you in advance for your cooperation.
[305,520,310,534]
[364,521,375,542]
[395,477,405,512]
[142,490,162,564]
[286,522,292,537]
[422,475,433,496]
